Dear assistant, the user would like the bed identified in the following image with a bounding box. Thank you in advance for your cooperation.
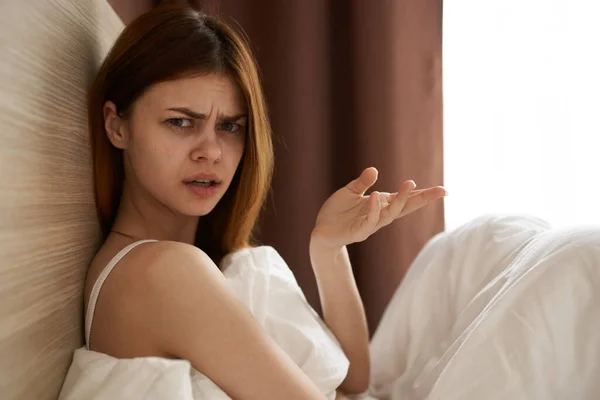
[2,1,600,399]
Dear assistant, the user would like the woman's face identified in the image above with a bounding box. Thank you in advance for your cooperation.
[104,73,247,217]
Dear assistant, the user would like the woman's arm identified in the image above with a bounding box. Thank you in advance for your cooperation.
[134,241,327,400]
[309,240,370,394]
[308,167,446,394]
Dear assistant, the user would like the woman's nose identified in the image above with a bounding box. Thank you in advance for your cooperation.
[190,129,222,162]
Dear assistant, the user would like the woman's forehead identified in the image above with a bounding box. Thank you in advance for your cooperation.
[140,73,245,110]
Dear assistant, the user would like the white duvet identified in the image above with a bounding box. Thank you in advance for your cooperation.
[59,215,600,399]
[370,214,600,399]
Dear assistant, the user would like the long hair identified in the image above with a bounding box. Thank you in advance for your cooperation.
[88,5,273,263]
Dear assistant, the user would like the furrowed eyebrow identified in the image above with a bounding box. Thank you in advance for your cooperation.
[167,107,206,119]
[218,113,248,122]
[167,107,247,122]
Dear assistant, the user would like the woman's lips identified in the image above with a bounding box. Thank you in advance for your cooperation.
[184,181,221,198]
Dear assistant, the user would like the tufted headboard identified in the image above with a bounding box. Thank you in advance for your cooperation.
[0,1,123,398]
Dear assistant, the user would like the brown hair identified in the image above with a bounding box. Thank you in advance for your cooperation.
[88,4,273,263]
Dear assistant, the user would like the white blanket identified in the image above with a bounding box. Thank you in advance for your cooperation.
[370,214,600,399]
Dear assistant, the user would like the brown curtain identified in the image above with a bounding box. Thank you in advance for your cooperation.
[107,0,444,334]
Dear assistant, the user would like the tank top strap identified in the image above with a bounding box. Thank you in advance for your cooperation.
[85,239,158,349]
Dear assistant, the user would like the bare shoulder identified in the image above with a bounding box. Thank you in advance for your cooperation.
[130,241,228,306]
[89,239,327,399]
[86,239,221,357]
[86,240,215,306]
[128,240,218,277]
[103,239,224,310]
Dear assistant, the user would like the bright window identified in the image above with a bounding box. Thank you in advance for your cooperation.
[443,1,600,230]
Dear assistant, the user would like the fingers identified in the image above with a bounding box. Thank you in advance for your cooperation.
[377,181,415,226]
[397,186,446,198]
[380,183,446,224]
[386,180,416,216]
[400,186,447,216]
[408,186,447,201]
[346,167,378,195]
[389,186,446,201]
[357,173,447,229]
[384,187,426,203]
[365,191,382,228]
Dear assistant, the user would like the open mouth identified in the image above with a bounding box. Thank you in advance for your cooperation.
[186,179,220,188]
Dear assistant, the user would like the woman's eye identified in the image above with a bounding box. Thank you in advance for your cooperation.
[167,118,193,129]
[220,121,242,133]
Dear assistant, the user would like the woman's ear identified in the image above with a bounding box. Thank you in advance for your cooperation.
[103,101,128,150]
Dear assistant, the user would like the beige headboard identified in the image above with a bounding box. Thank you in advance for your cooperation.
[0,1,123,399]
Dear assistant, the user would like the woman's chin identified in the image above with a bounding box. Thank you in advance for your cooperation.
[180,202,218,217]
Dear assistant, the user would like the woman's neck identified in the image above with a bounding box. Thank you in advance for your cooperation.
[111,183,199,245]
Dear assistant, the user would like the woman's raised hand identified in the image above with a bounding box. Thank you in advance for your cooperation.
[311,167,447,249]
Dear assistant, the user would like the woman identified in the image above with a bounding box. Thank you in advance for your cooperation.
[72,4,446,400]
